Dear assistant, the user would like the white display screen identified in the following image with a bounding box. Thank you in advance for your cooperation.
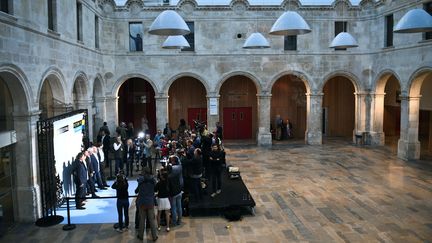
[53,113,85,197]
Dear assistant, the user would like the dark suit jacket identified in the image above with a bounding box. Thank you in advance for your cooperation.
[75,160,87,186]
[90,154,99,173]
[124,144,135,162]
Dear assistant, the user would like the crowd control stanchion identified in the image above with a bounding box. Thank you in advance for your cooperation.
[62,197,76,231]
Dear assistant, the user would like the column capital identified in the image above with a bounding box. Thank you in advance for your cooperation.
[94,97,107,102]
[371,92,386,97]
[306,92,324,97]
[104,96,119,102]
[256,94,272,99]
[12,110,42,120]
[155,95,169,100]
[399,95,422,101]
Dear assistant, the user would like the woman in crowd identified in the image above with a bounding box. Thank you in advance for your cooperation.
[155,169,171,232]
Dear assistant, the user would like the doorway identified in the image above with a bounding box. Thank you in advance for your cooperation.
[223,107,252,139]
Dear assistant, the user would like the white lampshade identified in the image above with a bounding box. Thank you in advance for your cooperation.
[394,9,432,33]
[162,35,190,49]
[269,11,311,36]
[149,10,190,36]
[330,32,358,48]
[243,32,270,49]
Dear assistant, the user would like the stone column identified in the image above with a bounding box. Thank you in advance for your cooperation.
[397,95,421,160]
[369,92,385,145]
[155,94,169,131]
[13,110,42,222]
[257,94,272,146]
[75,99,94,140]
[206,94,220,133]
[305,92,323,145]
[353,92,370,144]
[104,96,119,134]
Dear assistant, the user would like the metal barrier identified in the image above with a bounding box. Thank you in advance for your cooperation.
[62,195,138,231]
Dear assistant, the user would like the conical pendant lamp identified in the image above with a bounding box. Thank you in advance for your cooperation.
[394,9,432,33]
[269,11,311,35]
[243,32,270,49]
[330,32,358,48]
[162,35,190,49]
[149,10,190,36]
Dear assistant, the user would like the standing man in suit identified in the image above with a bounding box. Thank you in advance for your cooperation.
[96,143,109,187]
[124,139,135,177]
[98,130,111,169]
[85,149,99,198]
[73,152,87,209]
[91,146,106,190]
[113,136,124,175]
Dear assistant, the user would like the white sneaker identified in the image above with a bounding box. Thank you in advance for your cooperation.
[211,193,217,197]
[123,226,129,231]
[216,189,221,194]
[116,228,123,233]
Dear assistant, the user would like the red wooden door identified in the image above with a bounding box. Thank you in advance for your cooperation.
[187,108,207,130]
[223,107,252,139]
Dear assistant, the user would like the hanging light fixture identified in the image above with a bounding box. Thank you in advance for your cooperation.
[330,32,358,48]
[243,3,270,49]
[162,35,190,49]
[394,9,432,33]
[149,10,190,36]
[330,2,358,49]
[269,11,311,35]
[243,32,270,49]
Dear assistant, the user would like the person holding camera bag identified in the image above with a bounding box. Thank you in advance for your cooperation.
[112,171,129,233]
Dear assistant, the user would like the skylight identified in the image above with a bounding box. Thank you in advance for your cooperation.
[113,0,363,7]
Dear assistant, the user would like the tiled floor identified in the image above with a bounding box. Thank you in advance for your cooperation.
[3,140,432,242]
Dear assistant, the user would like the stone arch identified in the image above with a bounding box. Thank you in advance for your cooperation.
[407,66,432,97]
[111,73,159,96]
[72,71,90,102]
[0,64,32,113]
[163,72,210,95]
[319,70,360,93]
[216,71,262,95]
[93,73,105,97]
[268,70,313,93]
[0,64,38,222]
[374,69,402,94]
[38,66,67,106]
[321,70,358,139]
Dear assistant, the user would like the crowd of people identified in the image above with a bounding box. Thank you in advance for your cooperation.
[72,119,225,241]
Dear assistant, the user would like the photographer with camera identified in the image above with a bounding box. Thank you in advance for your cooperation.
[112,171,129,233]
[142,134,154,174]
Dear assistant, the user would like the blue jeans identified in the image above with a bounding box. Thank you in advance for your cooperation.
[117,198,129,229]
[170,193,182,225]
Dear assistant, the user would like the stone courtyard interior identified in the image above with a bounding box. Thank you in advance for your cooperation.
[0,0,432,242]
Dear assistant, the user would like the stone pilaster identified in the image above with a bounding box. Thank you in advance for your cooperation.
[305,92,323,145]
[13,110,42,222]
[75,99,94,139]
[398,95,421,160]
[369,92,385,145]
[257,94,272,146]
[104,96,119,134]
[93,97,107,140]
[155,94,169,131]
[206,94,220,133]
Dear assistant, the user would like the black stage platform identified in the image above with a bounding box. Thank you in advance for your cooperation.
[188,170,255,217]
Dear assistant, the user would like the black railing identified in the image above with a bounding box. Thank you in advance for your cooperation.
[62,195,138,231]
